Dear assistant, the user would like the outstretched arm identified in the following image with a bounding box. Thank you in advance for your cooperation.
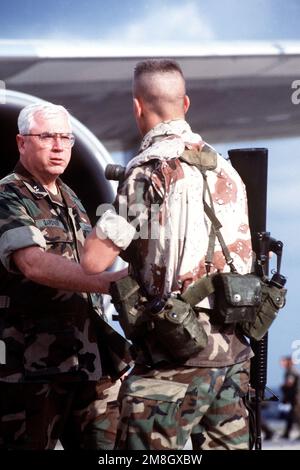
[81,226,121,274]
[13,246,126,294]
[81,208,137,274]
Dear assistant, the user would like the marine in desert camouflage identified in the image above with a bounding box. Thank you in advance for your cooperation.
[82,59,254,450]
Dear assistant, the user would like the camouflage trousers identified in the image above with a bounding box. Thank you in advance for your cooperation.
[115,360,250,450]
[0,377,120,450]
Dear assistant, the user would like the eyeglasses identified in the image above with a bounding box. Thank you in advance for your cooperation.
[22,132,75,148]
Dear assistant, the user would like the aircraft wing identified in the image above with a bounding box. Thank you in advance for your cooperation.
[1,41,300,152]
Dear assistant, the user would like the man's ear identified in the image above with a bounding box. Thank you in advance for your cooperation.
[133,97,143,119]
[183,95,190,114]
[16,134,25,154]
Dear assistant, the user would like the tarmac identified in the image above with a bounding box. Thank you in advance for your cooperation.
[260,419,300,450]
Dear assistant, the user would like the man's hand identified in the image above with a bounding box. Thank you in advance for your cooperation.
[96,267,128,294]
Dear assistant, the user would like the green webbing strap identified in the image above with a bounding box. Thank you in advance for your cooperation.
[202,172,237,273]
[202,173,218,273]
[181,170,239,308]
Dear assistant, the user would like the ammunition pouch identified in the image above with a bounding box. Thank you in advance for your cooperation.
[182,272,287,339]
[146,297,208,361]
[240,281,287,341]
[213,273,262,324]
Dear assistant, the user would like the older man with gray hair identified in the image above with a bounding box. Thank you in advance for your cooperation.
[0,102,130,450]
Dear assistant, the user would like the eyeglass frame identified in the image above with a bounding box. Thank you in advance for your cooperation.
[21,132,75,148]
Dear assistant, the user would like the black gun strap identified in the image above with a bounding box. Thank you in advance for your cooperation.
[202,172,237,274]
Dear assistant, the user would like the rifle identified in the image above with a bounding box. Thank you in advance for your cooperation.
[229,148,286,450]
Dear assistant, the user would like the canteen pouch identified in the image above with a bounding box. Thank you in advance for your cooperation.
[213,272,262,324]
[147,297,208,361]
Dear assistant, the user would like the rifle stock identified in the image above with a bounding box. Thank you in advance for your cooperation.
[228,148,268,450]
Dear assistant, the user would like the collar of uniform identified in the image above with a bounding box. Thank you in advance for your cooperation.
[14,161,68,206]
[126,120,205,173]
[139,119,196,152]
[14,161,48,199]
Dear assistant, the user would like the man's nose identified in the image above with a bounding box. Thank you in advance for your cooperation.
[52,135,64,150]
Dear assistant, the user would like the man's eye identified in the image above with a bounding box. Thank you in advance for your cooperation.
[41,134,53,140]
[61,135,70,140]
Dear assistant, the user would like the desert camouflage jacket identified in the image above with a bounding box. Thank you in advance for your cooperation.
[0,162,129,382]
[99,120,254,367]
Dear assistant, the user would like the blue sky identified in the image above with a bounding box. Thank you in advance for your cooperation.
[1,0,300,42]
[1,0,300,388]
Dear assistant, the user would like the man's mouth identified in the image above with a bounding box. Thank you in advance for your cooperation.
[49,158,65,165]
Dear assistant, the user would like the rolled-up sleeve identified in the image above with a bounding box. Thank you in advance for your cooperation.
[0,191,46,272]
[97,165,156,252]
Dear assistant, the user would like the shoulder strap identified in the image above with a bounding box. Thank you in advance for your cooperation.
[179,145,237,274]
[202,171,237,273]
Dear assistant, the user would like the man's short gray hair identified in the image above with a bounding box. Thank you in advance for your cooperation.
[18,103,72,134]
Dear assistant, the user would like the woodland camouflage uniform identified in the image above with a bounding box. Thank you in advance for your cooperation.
[0,162,130,449]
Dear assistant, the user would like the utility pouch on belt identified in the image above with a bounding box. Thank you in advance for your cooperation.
[145,297,208,361]
[110,276,208,361]
[240,280,287,341]
[181,271,287,339]
[213,272,262,324]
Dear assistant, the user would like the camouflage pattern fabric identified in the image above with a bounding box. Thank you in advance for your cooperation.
[115,360,250,450]
[0,161,130,382]
[100,119,253,368]
[0,162,129,449]
[0,162,104,382]
[0,377,120,450]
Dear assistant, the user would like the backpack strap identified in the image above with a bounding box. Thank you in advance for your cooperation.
[202,172,238,274]
[179,145,237,274]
